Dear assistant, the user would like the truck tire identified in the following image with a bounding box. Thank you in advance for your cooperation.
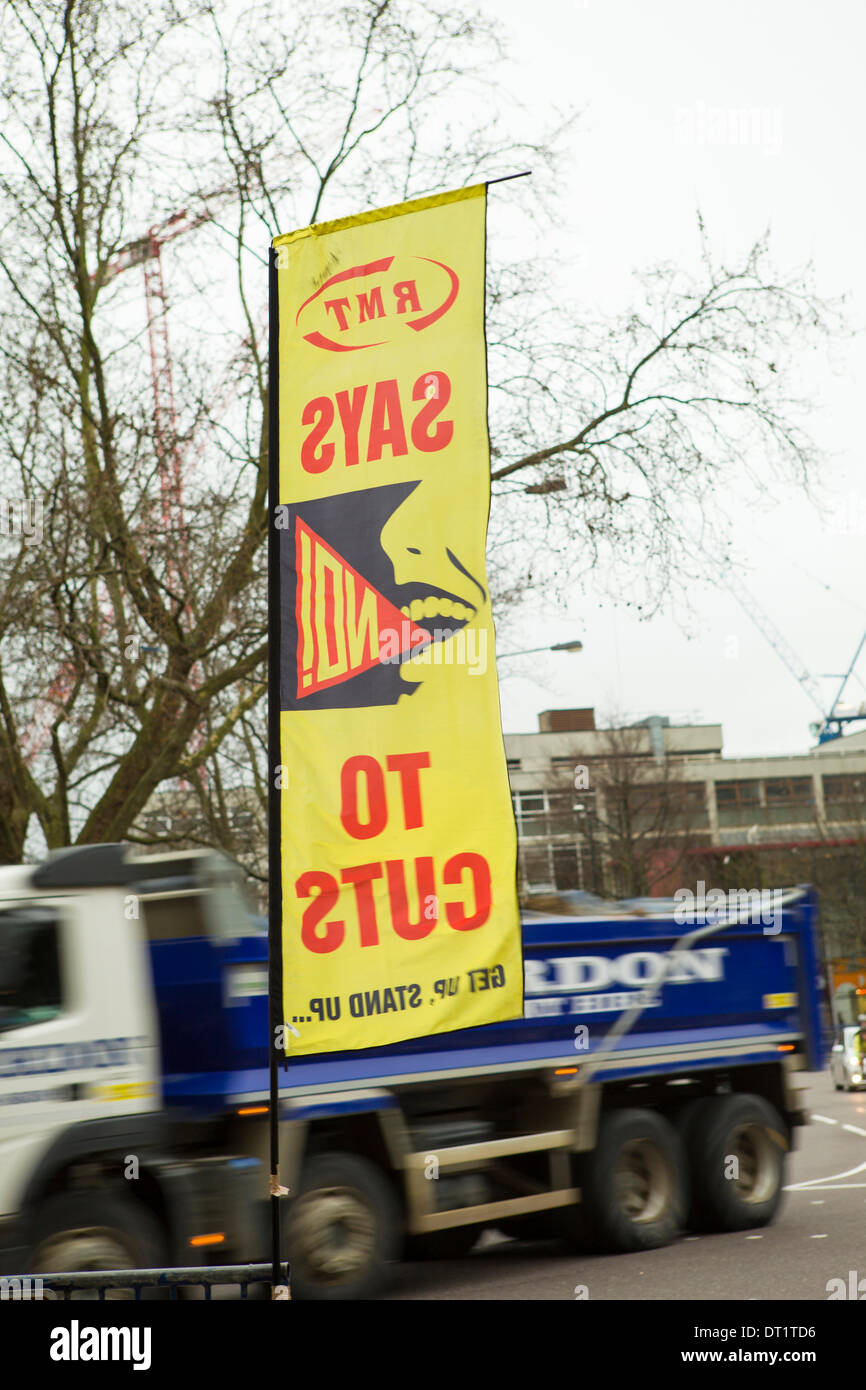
[404,1226,480,1260]
[286,1152,401,1300]
[562,1108,686,1254]
[677,1093,787,1232]
[26,1192,168,1299]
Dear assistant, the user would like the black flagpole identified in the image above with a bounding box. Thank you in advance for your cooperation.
[267,243,288,1298]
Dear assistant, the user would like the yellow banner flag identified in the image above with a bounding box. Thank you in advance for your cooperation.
[272,185,522,1054]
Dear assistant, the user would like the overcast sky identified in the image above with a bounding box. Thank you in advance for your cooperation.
[478,0,866,757]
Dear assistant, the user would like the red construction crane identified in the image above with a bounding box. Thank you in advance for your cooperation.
[102,191,234,588]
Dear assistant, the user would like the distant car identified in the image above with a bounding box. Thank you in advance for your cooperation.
[830,1026,866,1091]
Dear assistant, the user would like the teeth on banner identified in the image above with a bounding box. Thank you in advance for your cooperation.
[407,597,470,622]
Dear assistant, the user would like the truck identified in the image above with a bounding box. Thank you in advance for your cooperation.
[0,843,826,1299]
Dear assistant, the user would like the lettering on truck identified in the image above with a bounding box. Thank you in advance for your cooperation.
[523,948,729,1018]
[0,1037,148,1079]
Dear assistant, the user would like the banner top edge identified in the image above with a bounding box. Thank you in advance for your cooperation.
[272,182,485,250]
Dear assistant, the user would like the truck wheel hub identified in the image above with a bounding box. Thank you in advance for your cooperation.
[730,1124,776,1202]
[614,1139,669,1223]
[292,1187,376,1279]
[30,1227,136,1299]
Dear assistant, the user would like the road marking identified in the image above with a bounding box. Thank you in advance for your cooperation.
[843,1124,866,1137]
[810,1199,824,1204]
[810,1233,828,1238]
[745,1234,762,1239]
[810,1114,838,1125]
[790,1182,866,1190]
[786,1157,866,1191]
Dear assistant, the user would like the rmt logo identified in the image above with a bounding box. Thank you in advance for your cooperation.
[291,253,459,352]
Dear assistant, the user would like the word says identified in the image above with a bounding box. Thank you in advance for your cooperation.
[301,370,452,472]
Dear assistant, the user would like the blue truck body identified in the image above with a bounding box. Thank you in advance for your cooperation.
[149,886,826,1111]
[0,845,827,1295]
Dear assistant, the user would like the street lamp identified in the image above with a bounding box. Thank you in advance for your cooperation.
[498,639,583,659]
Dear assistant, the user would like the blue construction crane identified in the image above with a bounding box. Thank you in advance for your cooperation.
[816,628,866,743]
[724,572,866,745]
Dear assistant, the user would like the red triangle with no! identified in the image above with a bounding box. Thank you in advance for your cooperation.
[295,517,430,698]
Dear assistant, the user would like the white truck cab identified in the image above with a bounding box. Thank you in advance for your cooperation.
[0,845,261,1278]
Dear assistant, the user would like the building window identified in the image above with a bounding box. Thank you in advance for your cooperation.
[664,781,709,828]
[519,844,580,893]
[512,791,548,837]
[823,774,866,823]
[763,777,814,825]
[714,780,761,827]
[512,790,581,838]
[552,846,580,891]
[520,846,556,891]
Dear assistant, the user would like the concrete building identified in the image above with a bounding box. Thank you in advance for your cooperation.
[505,709,866,949]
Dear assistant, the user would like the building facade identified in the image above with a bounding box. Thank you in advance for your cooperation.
[505,709,866,971]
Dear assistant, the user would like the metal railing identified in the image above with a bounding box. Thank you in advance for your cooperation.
[1,1263,287,1301]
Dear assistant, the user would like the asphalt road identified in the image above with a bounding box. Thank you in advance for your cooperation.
[386,1069,866,1301]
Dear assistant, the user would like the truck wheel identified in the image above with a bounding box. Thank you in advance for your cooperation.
[564,1108,685,1254]
[404,1225,480,1260]
[26,1192,168,1299]
[678,1093,787,1232]
[286,1153,400,1300]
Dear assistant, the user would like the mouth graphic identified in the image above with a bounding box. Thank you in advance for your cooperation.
[280,481,487,709]
[392,584,478,648]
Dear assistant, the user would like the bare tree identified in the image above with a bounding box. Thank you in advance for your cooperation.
[0,0,540,866]
[486,225,841,612]
[514,716,710,906]
[0,0,840,872]
[572,721,709,900]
